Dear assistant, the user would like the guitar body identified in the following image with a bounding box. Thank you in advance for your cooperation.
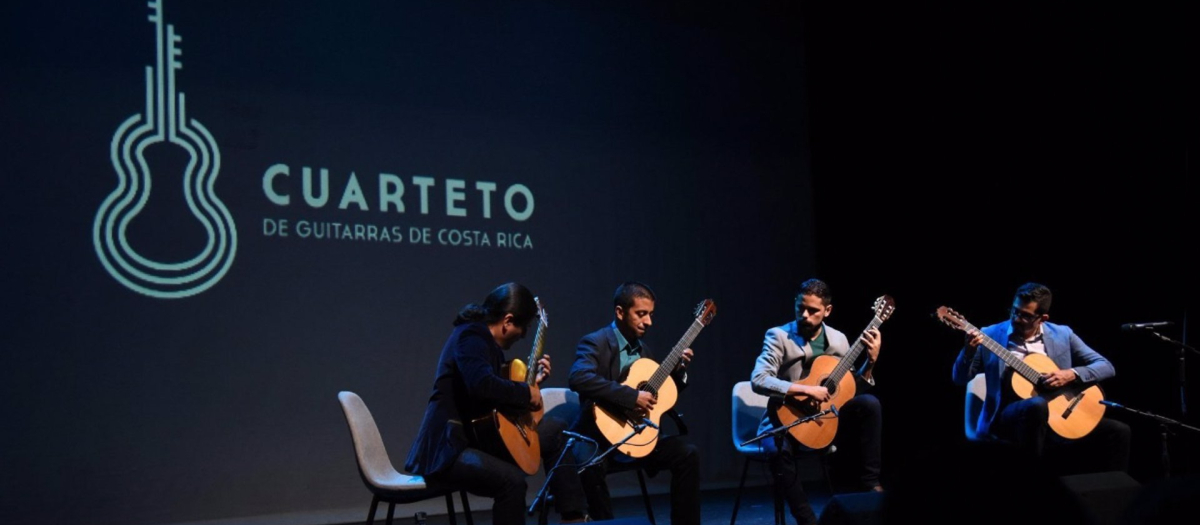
[470,400,541,475]
[1009,353,1105,440]
[594,358,679,458]
[775,354,858,450]
[469,360,544,475]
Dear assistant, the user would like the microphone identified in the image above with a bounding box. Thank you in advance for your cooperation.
[1121,321,1173,331]
[562,430,597,444]
[828,404,839,417]
[640,418,659,430]
[1100,400,1125,409]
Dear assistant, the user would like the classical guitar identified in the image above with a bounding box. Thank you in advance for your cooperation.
[470,297,548,474]
[935,306,1105,439]
[775,295,895,450]
[594,299,717,458]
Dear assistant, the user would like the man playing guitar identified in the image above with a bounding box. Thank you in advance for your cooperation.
[567,282,700,525]
[750,279,883,525]
[405,283,570,525]
[951,282,1130,473]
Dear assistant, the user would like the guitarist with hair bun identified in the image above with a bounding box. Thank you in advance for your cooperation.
[750,278,884,525]
[405,283,586,525]
[951,282,1130,473]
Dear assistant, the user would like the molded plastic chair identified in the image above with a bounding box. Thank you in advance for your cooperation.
[729,381,833,525]
[338,391,474,525]
[964,373,989,441]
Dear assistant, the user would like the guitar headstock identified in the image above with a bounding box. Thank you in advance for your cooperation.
[694,299,717,326]
[873,295,896,322]
[534,296,548,327]
[934,306,969,332]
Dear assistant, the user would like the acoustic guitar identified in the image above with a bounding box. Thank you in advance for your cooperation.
[775,295,894,450]
[594,299,717,458]
[935,306,1105,439]
[470,298,548,474]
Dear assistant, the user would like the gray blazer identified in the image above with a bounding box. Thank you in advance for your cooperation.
[750,321,857,433]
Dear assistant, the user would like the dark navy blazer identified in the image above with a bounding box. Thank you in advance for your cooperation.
[405,322,532,476]
[568,325,688,436]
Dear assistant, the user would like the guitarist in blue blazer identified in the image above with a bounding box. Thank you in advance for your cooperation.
[568,282,700,525]
[952,282,1130,472]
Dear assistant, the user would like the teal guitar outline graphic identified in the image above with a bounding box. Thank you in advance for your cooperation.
[93,0,237,298]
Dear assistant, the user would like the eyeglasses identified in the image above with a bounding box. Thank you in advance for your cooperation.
[1010,307,1041,322]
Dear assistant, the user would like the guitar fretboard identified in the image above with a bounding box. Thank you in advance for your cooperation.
[960,320,1043,384]
[523,317,548,385]
[821,315,885,390]
[646,318,706,391]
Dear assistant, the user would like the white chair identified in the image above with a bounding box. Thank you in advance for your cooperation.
[729,381,833,525]
[964,373,988,441]
[338,391,474,525]
[730,381,784,525]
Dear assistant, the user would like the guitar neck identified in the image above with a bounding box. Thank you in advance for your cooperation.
[823,316,884,387]
[524,319,547,385]
[963,322,1042,384]
[646,318,706,391]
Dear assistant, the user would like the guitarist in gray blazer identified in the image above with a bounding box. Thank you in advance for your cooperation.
[568,282,700,525]
[750,279,883,525]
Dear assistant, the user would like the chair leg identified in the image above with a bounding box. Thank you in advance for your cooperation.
[367,495,380,525]
[445,493,458,525]
[730,457,752,525]
[636,469,656,525]
[385,502,396,525]
[460,490,474,525]
[538,495,550,525]
[820,453,834,495]
[773,483,785,525]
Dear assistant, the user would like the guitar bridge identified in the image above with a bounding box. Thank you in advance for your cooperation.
[1061,392,1084,419]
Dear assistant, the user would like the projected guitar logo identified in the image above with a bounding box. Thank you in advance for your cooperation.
[93,0,237,299]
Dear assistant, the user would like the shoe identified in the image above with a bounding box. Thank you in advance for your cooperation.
[561,514,591,524]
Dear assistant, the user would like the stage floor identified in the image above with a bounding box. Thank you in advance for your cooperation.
[344,484,832,525]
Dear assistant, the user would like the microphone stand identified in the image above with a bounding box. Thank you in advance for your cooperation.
[740,404,839,448]
[577,421,653,474]
[529,435,578,524]
[1144,328,1199,418]
[1101,400,1200,478]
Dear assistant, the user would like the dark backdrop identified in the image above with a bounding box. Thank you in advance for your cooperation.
[1,1,1194,525]
[801,0,1195,489]
[0,2,812,524]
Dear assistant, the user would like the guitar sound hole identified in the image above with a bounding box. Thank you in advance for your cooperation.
[824,381,837,396]
[637,382,658,398]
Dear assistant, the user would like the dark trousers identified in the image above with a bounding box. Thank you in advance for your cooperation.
[426,448,527,525]
[577,435,701,525]
[992,396,1131,473]
[538,416,588,516]
[762,394,882,525]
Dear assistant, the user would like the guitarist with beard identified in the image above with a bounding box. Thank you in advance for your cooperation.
[750,279,883,525]
[951,282,1130,472]
[568,282,700,525]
